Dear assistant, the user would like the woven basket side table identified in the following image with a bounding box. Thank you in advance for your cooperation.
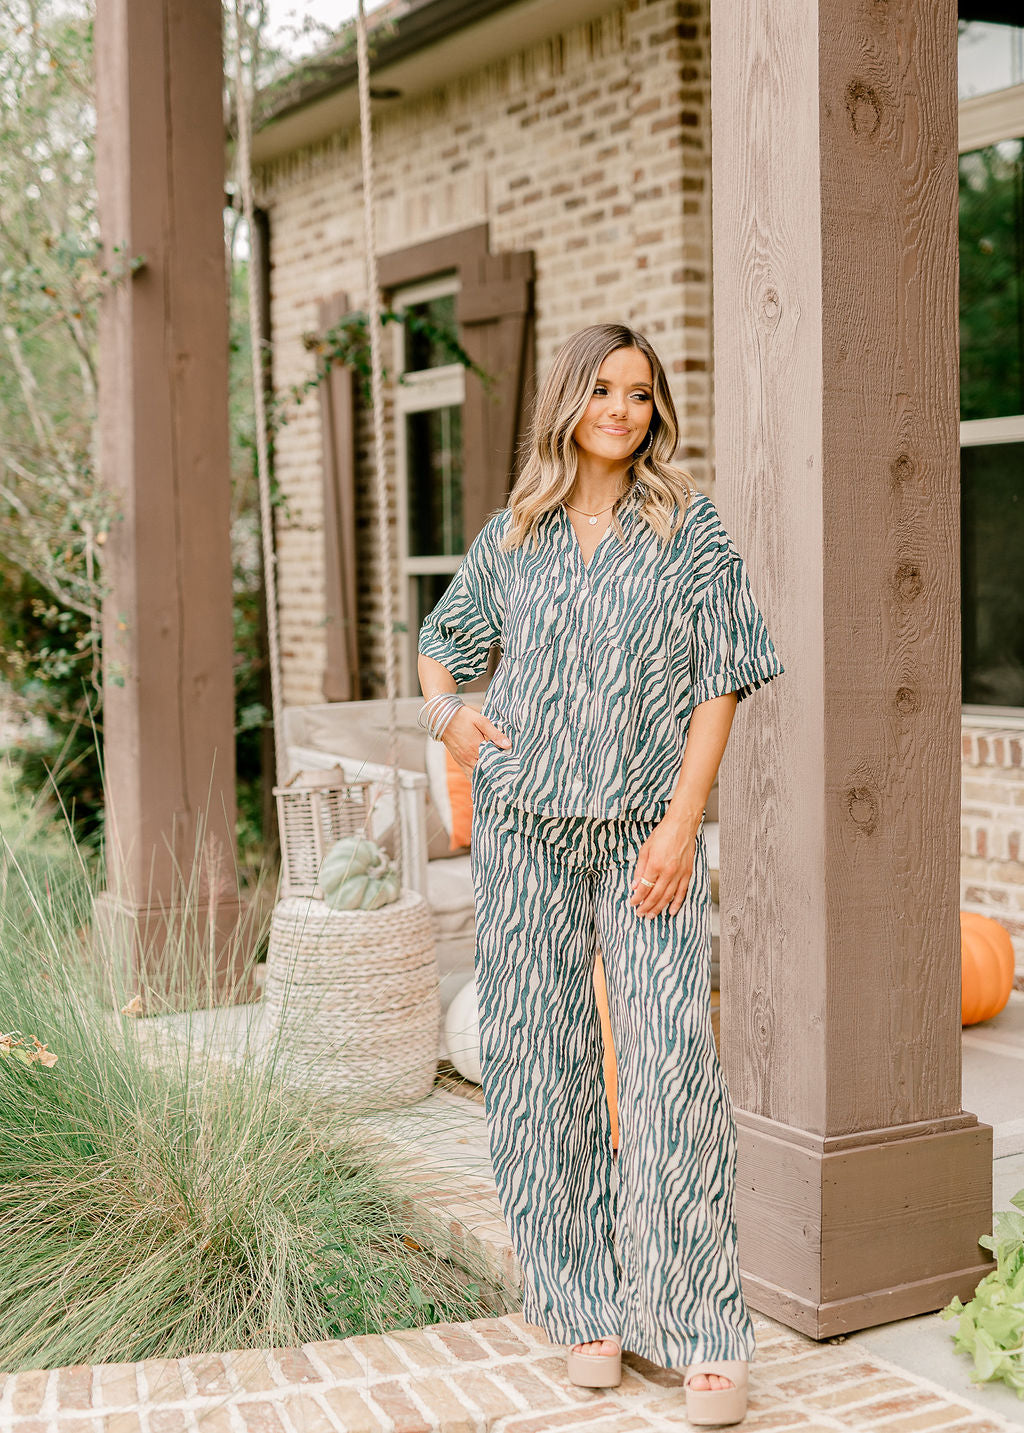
[262,889,440,1114]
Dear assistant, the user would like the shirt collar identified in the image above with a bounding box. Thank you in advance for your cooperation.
[615,480,645,546]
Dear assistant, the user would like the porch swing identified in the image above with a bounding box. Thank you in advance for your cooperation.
[231,0,442,1113]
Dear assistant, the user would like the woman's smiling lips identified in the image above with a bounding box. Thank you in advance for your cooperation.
[598,425,631,435]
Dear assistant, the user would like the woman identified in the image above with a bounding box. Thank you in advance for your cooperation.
[416,323,784,1427]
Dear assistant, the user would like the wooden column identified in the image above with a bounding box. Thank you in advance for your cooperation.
[710,0,994,1335]
[94,0,242,1004]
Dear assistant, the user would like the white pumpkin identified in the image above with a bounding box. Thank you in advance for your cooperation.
[444,976,481,1084]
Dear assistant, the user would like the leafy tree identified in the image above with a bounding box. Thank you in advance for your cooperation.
[0,0,111,840]
[0,0,291,862]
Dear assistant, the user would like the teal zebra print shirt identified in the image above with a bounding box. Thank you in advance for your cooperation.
[418,483,785,821]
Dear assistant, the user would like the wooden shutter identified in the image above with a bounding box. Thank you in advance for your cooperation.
[317,293,360,702]
[457,247,536,539]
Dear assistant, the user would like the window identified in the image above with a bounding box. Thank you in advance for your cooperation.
[392,275,467,692]
[377,226,534,696]
[959,22,1024,709]
[960,137,1023,423]
[959,20,1023,102]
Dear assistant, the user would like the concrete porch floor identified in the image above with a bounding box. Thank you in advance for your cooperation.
[126,985,1024,1430]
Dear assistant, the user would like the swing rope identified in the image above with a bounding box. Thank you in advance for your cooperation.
[230,1,285,789]
[232,0,405,884]
[354,0,405,888]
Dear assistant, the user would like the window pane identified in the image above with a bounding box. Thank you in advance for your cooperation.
[961,441,1024,706]
[959,137,1024,421]
[413,572,457,643]
[958,20,1024,101]
[403,292,458,372]
[406,404,464,557]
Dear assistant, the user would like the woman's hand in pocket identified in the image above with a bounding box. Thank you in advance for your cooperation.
[442,707,512,778]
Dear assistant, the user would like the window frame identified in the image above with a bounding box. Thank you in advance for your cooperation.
[390,273,467,694]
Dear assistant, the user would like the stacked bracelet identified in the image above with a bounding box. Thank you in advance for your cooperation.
[417,691,465,741]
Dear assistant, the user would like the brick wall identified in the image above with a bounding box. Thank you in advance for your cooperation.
[256,0,713,709]
[257,0,1024,977]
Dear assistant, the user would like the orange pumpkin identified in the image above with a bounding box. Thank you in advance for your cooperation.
[961,910,1015,1026]
[594,950,618,1149]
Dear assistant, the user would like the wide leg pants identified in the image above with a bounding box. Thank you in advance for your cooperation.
[469,784,757,1369]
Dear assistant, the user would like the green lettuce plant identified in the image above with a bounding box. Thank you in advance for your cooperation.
[941,1190,1024,1398]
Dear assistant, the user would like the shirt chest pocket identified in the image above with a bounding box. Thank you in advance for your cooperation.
[601,576,679,668]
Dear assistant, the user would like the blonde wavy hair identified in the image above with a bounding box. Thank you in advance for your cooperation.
[497,323,699,552]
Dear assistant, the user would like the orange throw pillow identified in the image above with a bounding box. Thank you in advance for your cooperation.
[445,744,473,850]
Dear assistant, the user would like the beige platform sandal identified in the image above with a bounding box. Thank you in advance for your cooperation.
[683,1360,749,1425]
[566,1334,622,1387]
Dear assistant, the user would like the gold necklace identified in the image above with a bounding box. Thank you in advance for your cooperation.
[563,489,628,526]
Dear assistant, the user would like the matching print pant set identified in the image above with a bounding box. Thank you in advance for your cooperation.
[419,482,785,1369]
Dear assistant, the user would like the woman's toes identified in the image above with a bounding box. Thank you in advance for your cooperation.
[688,1372,734,1390]
[573,1337,619,1355]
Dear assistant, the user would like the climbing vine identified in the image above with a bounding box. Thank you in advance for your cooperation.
[283,307,491,420]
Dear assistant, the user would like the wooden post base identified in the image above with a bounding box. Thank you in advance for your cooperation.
[93,890,259,1014]
[735,1108,996,1338]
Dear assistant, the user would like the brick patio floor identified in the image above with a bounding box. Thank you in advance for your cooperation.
[66,997,1019,1432]
[2,1310,1021,1433]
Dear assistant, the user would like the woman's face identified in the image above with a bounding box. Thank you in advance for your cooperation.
[571,346,654,466]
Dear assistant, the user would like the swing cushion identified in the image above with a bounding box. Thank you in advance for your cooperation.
[283,695,483,861]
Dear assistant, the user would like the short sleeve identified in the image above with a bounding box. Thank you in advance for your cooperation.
[690,533,785,707]
[418,518,506,685]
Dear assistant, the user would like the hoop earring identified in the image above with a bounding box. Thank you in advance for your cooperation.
[635,428,654,458]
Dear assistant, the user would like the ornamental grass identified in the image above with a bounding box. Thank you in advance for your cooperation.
[0,769,499,1372]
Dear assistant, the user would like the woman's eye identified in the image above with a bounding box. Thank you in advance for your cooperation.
[593,386,651,400]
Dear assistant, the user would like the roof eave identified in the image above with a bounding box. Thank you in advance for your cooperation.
[254,0,519,134]
[250,0,620,167]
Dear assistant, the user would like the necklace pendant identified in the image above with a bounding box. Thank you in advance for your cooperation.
[588,515,598,525]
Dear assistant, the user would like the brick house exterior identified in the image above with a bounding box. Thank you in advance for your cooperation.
[253,0,1024,973]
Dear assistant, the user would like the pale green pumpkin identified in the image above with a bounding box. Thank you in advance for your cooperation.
[319,834,400,911]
